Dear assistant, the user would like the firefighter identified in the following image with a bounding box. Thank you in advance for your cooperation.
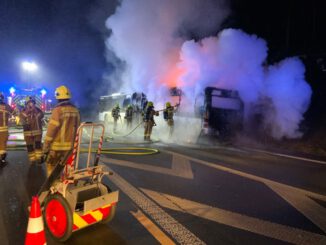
[42,86,80,176]
[111,104,120,132]
[124,104,133,129]
[163,102,175,137]
[0,92,13,165]
[143,101,159,141]
[20,97,44,164]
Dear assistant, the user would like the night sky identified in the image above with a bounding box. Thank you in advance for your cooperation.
[0,0,325,122]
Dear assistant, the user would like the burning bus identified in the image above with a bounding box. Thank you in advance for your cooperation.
[195,87,244,139]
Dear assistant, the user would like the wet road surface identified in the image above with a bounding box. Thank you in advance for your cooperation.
[0,136,326,244]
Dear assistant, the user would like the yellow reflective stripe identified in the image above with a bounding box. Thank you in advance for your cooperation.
[52,142,72,147]
[49,119,60,126]
[45,136,53,141]
[62,114,79,118]
[31,130,42,135]
[89,210,103,222]
[51,142,72,151]
[28,152,37,161]
[24,131,32,136]
[0,150,6,154]
[73,213,88,229]
[24,130,41,136]
[51,146,72,151]
[35,151,43,158]
[0,127,8,132]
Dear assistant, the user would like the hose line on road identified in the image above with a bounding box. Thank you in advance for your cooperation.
[7,145,159,156]
[108,121,143,138]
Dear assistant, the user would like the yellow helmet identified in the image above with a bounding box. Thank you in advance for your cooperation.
[147,101,153,107]
[166,102,171,108]
[25,96,36,105]
[55,85,71,100]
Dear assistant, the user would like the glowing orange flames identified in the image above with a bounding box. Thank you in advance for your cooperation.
[160,66,185,88]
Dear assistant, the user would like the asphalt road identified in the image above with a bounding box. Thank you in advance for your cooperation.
[0,130,326,245]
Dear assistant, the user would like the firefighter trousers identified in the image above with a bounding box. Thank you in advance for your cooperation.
[45,150,70,177]
[0,131,9,159]
[144,120,154,140]
[24,134,42,163]
[167,119,174,137]
[113,118,118,131]
[126,119,132,129]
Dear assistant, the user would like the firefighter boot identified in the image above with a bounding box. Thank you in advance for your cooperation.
[0,153,7,165]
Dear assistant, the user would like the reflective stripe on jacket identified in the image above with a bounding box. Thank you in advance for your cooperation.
[0,103,13,132]
[44,101,80,151]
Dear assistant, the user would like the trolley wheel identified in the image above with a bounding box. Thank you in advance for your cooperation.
[101,184,117,224]
[43,193,73,242]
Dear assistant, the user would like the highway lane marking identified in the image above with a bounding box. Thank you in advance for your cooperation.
[161,149,326,232]
[103,164,205,245]
[131,209,176,245]
[242,148,326,165]
[268,183,326,234]
[141,188,326,245]
[102,155,194,179]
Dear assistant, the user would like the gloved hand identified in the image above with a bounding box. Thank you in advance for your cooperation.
[42,147,50,164]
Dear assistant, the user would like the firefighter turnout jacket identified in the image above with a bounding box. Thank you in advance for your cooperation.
[163,106,175,121]
[111,107,120,120]
[125,106,133,120]
[0,103,13,134]
[0,102,13,155]
[43,101,80,152]
[20,106,44,137]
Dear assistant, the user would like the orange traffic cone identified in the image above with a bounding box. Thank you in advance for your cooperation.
[25,196,46,245]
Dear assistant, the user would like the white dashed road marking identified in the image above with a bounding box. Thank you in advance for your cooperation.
[104,164,205,245]
[141,188,326,245]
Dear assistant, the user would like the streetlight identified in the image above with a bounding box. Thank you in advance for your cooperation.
[22,61,38,72]
[21,61,38,89]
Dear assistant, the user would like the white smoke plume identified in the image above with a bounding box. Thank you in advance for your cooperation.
[178,29,312,139]
[105,1,312,139]
[105,0,229,99]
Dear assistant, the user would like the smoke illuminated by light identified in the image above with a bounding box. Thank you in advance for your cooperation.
[104,0,312,139]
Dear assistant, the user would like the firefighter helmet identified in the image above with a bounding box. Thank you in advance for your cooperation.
[115,103,120,108]
[25,96,36,105]
[147,101,153,107]
[166,102,171,108]
[0,92,4,102]
[55,85,71,100]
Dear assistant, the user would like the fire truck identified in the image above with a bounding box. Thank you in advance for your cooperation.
[7,87,52,126]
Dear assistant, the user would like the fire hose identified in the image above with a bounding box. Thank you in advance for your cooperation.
[6,144,159,156]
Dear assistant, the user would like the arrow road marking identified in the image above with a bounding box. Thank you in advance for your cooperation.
[141,188,326,245]
[161,149,326,233]
[102,154,194,179]
[268,183,326,234]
